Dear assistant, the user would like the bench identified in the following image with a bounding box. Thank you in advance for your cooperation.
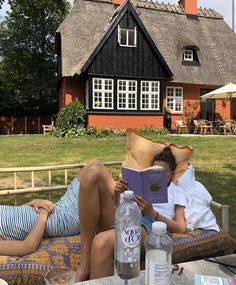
[0,162,235,285]
[42,121,54,135]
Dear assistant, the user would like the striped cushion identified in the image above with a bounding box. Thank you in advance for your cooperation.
[0,230,235,285]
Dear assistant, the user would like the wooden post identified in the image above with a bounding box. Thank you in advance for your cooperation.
[25,116,27,134]
[14,172,17,190]
[222,205,230,232]
[48,170,52,200]
[65,169,68,185]
[38,117,40,134]
[31,171,35,189]
[11,116,14,134]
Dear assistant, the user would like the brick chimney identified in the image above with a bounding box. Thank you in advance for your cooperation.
[179,0,198,16]
[112,0,125,5]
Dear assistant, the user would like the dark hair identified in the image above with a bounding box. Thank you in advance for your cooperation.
[152,146,176,172]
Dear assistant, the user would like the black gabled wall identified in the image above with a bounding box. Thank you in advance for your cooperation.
[87,10,169,79]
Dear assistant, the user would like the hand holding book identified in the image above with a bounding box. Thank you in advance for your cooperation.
[135,195,157,218]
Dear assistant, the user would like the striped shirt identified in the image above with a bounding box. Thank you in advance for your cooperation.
[0,178,80,240]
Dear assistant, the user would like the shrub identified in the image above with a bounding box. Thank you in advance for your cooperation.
[137,125,169,136]
[55,99,86,131]
[86,126,125,138]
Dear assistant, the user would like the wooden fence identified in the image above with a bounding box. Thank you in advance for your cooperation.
[0,161,230,232]
[0,161,122,204]
[0,115,54,135]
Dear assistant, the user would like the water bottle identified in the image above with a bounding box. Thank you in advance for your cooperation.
[145,221,173,285]
[115,190,141,284]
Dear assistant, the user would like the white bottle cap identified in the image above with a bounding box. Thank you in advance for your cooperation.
[123,190,134,199]
[152,221,167,234]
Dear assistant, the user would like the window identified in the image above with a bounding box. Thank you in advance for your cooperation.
[118,25,137,47]
[166,87,183,112]
[92,78,114,109]
[117,80,137,110]
[183,49,194,61]
[140,81,160,110]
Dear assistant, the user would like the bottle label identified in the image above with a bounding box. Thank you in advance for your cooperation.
[147,260,171,285]
[121,226,140,248]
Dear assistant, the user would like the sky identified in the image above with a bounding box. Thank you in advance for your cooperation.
[0,0,235,31]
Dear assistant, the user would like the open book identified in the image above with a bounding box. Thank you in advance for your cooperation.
[121,165,168,204]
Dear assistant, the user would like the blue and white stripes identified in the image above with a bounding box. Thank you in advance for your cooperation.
[0,178,80,240]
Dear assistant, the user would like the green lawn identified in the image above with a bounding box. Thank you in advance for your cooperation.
[0,133,236,238]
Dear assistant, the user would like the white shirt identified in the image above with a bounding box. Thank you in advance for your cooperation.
[152,182,187,220]
[177,165,220,231]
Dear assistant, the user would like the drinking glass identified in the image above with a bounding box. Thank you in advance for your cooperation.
[44,266,75,285]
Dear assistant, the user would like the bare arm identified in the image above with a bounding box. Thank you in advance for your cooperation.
[135,196,186,233]
[0,208,48,256]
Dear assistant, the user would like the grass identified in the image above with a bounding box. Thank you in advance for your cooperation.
[0,133,236,238]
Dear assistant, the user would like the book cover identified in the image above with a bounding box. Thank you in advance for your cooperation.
[121,166,168,204]
[195,273,235,285]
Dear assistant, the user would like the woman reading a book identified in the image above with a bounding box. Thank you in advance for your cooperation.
[76,146,186,282]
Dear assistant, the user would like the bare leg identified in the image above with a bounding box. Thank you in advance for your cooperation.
[90,229,115,279]
[89,226,148,280]
[75,160,116,282]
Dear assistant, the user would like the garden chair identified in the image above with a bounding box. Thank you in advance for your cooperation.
[199,119,213,135]
[193,120,201,134]
[175,120,187,134]
[218,120,233,135]
[42,121,54,135]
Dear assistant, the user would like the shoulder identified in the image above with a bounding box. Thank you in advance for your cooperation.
[169,182,185,193]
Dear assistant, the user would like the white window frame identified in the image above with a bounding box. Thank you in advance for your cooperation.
[183,49,194,61]
[92,78,114,109]
[166,86,183,113]
[140,81,160,110]
[85,79,89,109]
[117,80,137,110]
[118,25,137,47]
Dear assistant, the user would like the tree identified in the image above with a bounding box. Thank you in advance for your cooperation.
[0,0,70,116]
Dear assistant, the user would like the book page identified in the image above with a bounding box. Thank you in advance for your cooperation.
[143,165,163,171]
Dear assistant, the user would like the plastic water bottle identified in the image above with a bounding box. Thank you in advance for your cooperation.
[115,190,141,284]
[145,221,173,285]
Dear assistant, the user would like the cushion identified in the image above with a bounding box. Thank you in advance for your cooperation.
[1,230,235,285]
[0,235,81,285]
[122,128,193,183]
[172,229,236,264]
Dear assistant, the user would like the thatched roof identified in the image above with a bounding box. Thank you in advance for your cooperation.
[56,0,236,85]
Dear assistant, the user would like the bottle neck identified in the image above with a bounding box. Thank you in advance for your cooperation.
[153,231,166,235]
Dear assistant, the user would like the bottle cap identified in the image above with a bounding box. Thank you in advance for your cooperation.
[152,221,167,234]
[123,190,134,199]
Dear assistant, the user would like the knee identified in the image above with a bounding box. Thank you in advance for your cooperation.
[79,160,105,185]
[85,159,103,170]
[91,232,114,258]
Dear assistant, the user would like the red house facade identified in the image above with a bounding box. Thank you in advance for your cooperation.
[56,0,236,129]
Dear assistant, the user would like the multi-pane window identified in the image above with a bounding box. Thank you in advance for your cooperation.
[166,87,183,112]
[92,78,113,109]
[118,25,137,47]
[141,81,160,110]
[183,49,194,61]
[117,80,137,110]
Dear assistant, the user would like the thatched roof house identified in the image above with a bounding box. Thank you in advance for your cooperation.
[56,0,236,129]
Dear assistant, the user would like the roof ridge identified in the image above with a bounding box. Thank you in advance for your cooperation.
[129,0,223,19]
